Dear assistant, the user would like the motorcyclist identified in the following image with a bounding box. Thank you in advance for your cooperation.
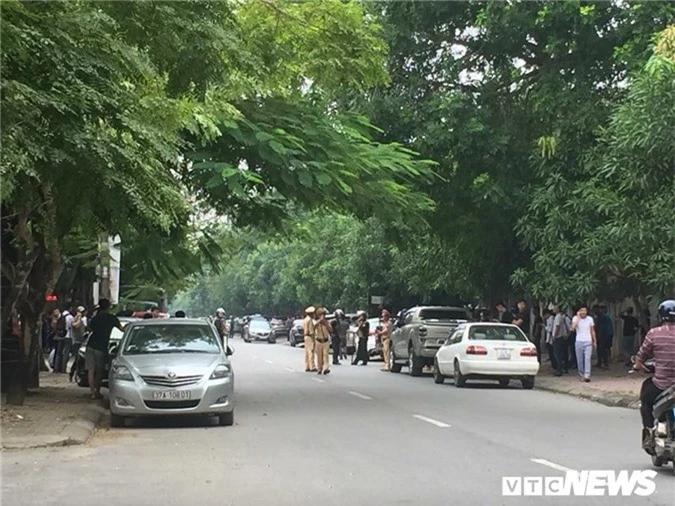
[632,299,675,452]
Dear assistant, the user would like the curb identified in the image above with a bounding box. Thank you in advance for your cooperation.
[1,405,107,451]
[536,382,640,409]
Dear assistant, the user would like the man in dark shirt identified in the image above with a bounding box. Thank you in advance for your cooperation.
[496,302,514,325]
[513,300,531,336]
[87,299,122,399]
[621,307,640,365]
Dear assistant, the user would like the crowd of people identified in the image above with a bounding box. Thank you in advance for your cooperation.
[297,306,393,374]
[484,300,649,383]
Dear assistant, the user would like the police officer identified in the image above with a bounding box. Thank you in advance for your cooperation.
[352,311,369,366]
[314,307,331,375]
[303,306,317,372]
[377,309,393,371]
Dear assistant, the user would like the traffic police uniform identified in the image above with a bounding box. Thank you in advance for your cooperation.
[303,307,317,372]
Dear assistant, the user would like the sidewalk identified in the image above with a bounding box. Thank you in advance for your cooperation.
[536,359,642,409]
[1,371,107,450]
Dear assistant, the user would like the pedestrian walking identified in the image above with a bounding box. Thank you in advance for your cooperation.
[86,298,123,399]
[229,315,235,340]
[331,309,348,365]
[69,306,87,382]
[543,308,557,369]
[551,305,570,376]
[377,309,393,371]
[214,308,227,345]
[595,305,613,369]
[42,308,59,354]
[54,306,74,373]
[313,308,331,375]
[352,311,369,366]
[303,306,317,372]
[572,305,597,382]
[620,307,640,365]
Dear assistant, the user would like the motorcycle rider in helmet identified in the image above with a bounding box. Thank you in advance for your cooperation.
[632,300,675,452]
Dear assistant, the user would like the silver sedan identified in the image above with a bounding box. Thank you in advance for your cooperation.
[108,318,235,428]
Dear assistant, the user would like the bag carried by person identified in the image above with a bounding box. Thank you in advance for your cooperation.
[55,314,67,338]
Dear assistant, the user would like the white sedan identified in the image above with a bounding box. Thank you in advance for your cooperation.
[434,323,539,389]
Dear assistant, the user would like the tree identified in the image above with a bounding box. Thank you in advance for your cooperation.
[514,25,675,305]
[0,0,435,402]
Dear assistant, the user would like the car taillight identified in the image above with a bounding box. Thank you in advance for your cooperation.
[520,348,538,357]
[466,345,487,355]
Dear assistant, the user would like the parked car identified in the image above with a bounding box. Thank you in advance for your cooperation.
[288,319,304,347]
[108,318,235,427]
[243,318,275,344]
[270,317,289,338]
[433,322,539,389]
[75,317,140,388]
[390,306,472,376]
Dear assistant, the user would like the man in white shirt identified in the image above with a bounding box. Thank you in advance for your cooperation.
[572,305,597,382]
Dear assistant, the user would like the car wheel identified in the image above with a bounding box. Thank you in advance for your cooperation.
[289,335,296,347]
[268,338,276,344]
[521,376,535,390]
[453,360,466,388]
[390,348,402,373]
[110,413,125,428]
[408,347,423,377]
[499,378,510,388]
[218,411,234,427]
[433,359,445,384]
[651,454,663,468]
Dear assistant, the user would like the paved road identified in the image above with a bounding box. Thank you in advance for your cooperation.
[3,338,674,506]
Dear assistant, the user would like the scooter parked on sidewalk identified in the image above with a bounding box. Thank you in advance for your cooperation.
[630,357,675,471]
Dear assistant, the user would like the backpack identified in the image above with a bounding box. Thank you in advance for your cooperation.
[55,314,67,338]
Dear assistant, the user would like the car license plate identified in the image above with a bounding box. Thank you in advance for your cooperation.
[497,349,511,360]
[152,390,191,400]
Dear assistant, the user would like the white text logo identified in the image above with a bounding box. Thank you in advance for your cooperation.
[502,471,657,496]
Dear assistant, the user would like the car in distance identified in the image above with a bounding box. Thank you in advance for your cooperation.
[243,318,276,344]
[433,322,539,389]
[390,306,471,376]
[108,318,234,427]
[270,317,289,338]
[288,319,304,347]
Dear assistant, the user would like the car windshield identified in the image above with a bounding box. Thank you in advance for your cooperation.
[123,324,221,354]
[419,309,468,321]
[468,325,527,342]
[250,321,271,331]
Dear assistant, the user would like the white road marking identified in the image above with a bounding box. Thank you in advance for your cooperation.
[348,391,372,400]
[285,367,295,373]
[413,414,450,428]
[312,378,325,383]
[530,458,575,473]
[265,360,274,364]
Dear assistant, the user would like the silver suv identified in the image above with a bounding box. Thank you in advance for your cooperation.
[390,306,471,376]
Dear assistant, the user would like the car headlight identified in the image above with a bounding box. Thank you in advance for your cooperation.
[112,365,134,381]
[210,364,231,379]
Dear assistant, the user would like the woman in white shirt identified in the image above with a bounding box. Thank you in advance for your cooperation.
[572,305,597,382]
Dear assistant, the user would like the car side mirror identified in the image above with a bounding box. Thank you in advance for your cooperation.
[226,345,234,356]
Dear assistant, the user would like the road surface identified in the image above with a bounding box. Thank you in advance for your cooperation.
[3,338,673,505]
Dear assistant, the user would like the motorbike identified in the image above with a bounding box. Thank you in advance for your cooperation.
[630,357,675,471]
